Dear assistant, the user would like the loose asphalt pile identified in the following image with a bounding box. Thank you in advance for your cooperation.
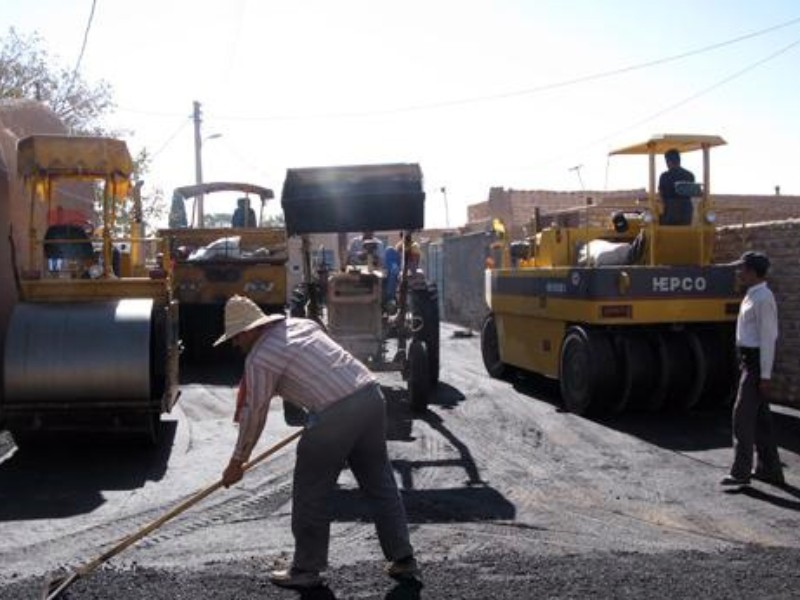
[2,544,799,600]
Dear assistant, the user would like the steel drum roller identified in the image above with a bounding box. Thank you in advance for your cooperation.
[4,299,153,403]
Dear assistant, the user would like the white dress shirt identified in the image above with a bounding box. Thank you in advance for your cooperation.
[736,281,779,379]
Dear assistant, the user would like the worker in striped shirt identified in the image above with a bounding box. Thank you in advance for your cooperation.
[721,251,784,487]
[215,295,419,589]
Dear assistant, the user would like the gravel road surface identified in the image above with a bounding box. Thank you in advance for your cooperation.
[2,323,799,599]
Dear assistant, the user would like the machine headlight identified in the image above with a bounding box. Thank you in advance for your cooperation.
[641,211,654,224]
[705,211,717,224]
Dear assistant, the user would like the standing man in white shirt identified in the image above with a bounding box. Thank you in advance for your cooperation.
[214,295,419,589]
[721,251,784,486]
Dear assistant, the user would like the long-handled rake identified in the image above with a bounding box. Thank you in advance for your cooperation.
[42,428,303,599]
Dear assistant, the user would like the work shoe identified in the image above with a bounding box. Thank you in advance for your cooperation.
[752,470,785,486]
[720,475,751,486]
[269,568,323,589]
[386,556,421,580]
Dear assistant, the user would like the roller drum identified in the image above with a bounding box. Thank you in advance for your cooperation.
[4,299,154,404]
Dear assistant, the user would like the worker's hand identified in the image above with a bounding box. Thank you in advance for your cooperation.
[222,459,244,488]
[759,379,771,398]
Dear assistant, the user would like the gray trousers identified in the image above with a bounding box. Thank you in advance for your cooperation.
[291,383,413,572]
[730,352,782,479]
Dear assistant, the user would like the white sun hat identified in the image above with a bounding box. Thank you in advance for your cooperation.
[213,294,285,347]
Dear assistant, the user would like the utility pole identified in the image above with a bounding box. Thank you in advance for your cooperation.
[192,100,204,227]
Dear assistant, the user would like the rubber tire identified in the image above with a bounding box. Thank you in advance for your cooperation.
[407,339,430,413]
[696,327,738,409]
[480,313,509,379]
[661,331,706,412]
[412,283,440,387]
[559,327,619,416]
[613,332,658,414]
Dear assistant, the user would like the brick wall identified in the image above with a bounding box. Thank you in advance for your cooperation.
[715,219,800,407]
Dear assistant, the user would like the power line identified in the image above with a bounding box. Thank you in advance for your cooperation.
[113,15,800,122]
[150,118,191,159]
[65,0,98,99]
[211,15,800,121]
[546,35,800,180]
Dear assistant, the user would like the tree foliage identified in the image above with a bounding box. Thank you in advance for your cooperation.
[0,28,168,234]
[0,27,114,135]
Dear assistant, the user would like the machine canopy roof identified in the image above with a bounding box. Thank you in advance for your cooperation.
[17,135,133,180]
[173,182,274,201]
[609,134,727,156]
[281,163,425,235]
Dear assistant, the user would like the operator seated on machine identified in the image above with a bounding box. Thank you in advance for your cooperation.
[231,196,257,228]
[347,231,384,268]
[658,148,696,226]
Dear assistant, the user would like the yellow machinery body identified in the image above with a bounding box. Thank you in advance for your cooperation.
[482,134,742,415]
[2,135,180,438]
[159,182,288,359]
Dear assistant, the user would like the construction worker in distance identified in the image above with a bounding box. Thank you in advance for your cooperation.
[216,295,420,589]
[396,232,421,275]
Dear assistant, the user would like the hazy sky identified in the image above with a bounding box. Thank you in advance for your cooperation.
[5,1,800,228]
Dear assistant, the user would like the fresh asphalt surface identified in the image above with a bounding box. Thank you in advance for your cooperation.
[1,323,800,599]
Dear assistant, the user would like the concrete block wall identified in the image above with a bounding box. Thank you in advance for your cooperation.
[715,219,800,407]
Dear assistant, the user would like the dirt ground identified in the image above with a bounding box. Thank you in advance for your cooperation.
[2,323,799,599]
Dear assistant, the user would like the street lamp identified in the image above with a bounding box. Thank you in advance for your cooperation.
[440,186,450,228]
[194,130,222,227]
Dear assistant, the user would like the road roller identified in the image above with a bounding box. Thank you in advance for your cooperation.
[481,134,741,415]
[159,182,288,362]
[2,135,180,440]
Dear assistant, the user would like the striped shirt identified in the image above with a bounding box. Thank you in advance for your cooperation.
[232,317,376,462]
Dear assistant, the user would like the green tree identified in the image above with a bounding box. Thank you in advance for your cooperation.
[0,27,114,134]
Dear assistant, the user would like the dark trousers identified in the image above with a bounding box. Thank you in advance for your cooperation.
[659,197,693,225]
[730,349,782,479]
[291,383,413,572]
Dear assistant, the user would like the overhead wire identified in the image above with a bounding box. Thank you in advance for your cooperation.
[554,34,800,176]
[149,118,191,160]
[64,0,98,100]
[212,14,800,121]
[113,15,800,122]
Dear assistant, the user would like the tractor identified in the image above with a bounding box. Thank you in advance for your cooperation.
[281,163,440,411]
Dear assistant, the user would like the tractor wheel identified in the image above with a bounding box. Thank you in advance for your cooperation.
[407,339,430,413]
[559,327,618,416]
[412,283,440,387]
[480,313,509,379]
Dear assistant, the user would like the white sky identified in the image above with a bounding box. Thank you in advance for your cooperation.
[5,0,800,228]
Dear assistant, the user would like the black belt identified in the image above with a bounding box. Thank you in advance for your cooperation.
[738,346,760,358]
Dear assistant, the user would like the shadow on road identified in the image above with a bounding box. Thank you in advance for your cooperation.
[295,579,422,600]
[0,422,177,520]
[728,483,800,512]
[509,369,800,454]
[341,384,516,524]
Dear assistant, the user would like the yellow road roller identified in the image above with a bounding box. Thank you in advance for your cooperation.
[2,135,180,440]
[482,134,741,415]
